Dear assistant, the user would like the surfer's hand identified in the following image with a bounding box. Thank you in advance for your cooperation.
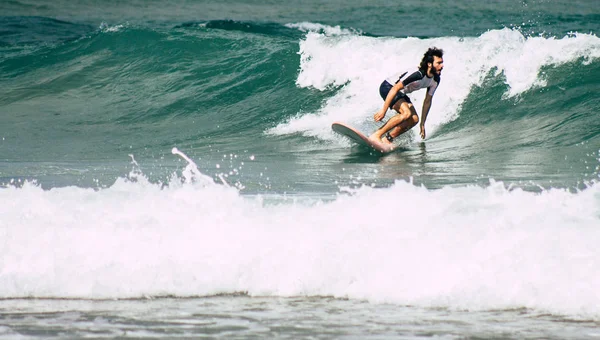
[420,125,426,139]
[374,109,386,122]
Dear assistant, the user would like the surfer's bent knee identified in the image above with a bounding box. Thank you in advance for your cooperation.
[398,103,413,120]
[411,114,419,124]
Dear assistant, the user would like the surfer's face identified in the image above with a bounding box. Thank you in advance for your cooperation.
[430,56,444,75]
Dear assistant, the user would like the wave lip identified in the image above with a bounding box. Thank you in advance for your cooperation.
[286,22,362,36]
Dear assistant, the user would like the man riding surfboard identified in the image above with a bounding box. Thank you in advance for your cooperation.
[369,47,444,144]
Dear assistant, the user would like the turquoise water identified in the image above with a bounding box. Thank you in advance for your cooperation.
[1,3,599,191]
[1,1,600,338]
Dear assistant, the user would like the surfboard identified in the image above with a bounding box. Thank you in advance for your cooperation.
[331,122,395,153]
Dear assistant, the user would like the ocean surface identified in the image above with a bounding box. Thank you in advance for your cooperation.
[1,0,600,338]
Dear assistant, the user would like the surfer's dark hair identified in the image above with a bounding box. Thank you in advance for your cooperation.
[419,47,444,73]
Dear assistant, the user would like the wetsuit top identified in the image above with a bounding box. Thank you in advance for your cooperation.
[385,69,440,96]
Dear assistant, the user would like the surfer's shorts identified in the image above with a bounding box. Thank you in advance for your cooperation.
[379,80,412,107]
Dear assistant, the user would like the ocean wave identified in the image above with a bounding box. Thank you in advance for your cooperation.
[0,150,599,318]
[285,22,362,36]
[0,16,92,46]
[268,28,600,142]
[175,20,302,39]
[1,21,597,192]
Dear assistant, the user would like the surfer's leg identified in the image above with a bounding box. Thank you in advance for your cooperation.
[369,101,413,142]
[388,105,418,139]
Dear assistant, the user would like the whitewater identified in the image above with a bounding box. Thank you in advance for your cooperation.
[1,147,599,320]
[270,27,600,144]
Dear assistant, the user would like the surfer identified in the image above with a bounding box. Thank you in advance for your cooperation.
[369,47,444,143]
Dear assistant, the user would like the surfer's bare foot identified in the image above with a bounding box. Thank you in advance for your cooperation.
[381,137,393,145]
[368,135,383,145]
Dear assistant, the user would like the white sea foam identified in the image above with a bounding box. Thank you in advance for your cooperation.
[99,22,126,33]
[286,22,360,36]
[0,153,599,318]
[268,26,600,142]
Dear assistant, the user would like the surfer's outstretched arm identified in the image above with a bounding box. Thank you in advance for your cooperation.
[420,93,433,139]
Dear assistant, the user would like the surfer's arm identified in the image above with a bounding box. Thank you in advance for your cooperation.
[420,93,433,139]
[374,82,404,122]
